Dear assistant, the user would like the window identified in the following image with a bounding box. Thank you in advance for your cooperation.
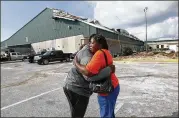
[17,53,21,55]
[156,45,159,48]
[57,51,63,55]
[25,37,28,42]
[68,26,72,29]
[12,53,16,55]
[51,52,55,55]
[161,45,164,48]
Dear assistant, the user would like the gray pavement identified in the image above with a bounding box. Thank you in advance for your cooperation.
[1,60,178,117]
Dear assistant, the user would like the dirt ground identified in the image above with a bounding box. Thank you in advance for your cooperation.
[114,51,178,62]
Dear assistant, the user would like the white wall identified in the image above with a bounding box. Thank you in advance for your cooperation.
[164,44,168,48]
[31,35,125,54]
[55,38,63,50]
[169,45,178,52]
[55,35,84,53]
[147,41,178,50]
[31,35,84,54]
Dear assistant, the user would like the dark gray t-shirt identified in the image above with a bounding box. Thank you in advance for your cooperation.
[64,45,93,97]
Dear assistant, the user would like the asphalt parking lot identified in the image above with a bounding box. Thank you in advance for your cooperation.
[1,60,178,117]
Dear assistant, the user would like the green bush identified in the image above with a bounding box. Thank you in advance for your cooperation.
[123,47,133,56]
[153,51,159,54]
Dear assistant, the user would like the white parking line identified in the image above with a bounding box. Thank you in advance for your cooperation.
[115,103,124,114]
[152,62,158,68]
[1,67,13,70]
[1,87,61,111]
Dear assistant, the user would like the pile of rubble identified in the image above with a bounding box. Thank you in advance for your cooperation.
[117,51,178,60]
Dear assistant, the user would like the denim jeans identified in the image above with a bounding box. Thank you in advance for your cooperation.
[98,85,120,118]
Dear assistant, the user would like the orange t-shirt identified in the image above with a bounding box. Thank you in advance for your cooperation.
[86,49,119,96]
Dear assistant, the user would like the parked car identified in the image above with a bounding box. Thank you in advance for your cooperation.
[28,51,46,63]
[36,50,72,65]
[1,51,8,61]
[9,52,26,61]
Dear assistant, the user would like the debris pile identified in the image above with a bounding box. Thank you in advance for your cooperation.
[116,51,178,61]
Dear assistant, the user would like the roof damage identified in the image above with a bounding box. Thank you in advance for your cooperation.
[52,9,87,21]
[51,8,141,41]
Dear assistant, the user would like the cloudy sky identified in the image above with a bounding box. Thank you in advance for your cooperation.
[1,1,178,42]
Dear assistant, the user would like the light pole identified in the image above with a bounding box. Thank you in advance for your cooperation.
[144,7,148,52]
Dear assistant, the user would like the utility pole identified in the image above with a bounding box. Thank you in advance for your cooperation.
[144,7,148,52]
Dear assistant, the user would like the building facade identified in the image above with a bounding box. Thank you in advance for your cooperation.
[1,8,144,55]
[147,39,178,52]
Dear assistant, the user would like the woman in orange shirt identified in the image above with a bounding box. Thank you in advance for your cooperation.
[74,34,120,118]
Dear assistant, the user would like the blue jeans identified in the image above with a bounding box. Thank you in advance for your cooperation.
[98,85,120,118]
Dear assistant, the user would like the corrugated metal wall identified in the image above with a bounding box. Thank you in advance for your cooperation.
[1,8,94,48]
[97,28,118,39]
[7,44,31,55]
[118,35,144,52]
[96,28,144,53]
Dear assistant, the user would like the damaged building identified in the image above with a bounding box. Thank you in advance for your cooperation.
[1,8,144,56]
[147,38,178,52]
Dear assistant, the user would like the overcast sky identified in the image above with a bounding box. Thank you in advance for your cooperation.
[1,1,178,42]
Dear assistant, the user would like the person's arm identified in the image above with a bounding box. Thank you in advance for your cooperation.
[87,66,111,82]
[74,50,115,76]
[79,55,115,81]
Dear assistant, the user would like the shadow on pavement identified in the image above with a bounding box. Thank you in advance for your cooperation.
[0,60,28,64]
[162,111,178,117]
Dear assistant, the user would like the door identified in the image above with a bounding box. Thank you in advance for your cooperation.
[17,52,23,60]
[56,51,64,61]
[10,52,17,60]
[49,51,56,62]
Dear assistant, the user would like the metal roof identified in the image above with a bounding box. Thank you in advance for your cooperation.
[147,39,178,43]
[52,8,87,21]
[52,8,118,34]
[79,20,118,34]
[51,8,144,41]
